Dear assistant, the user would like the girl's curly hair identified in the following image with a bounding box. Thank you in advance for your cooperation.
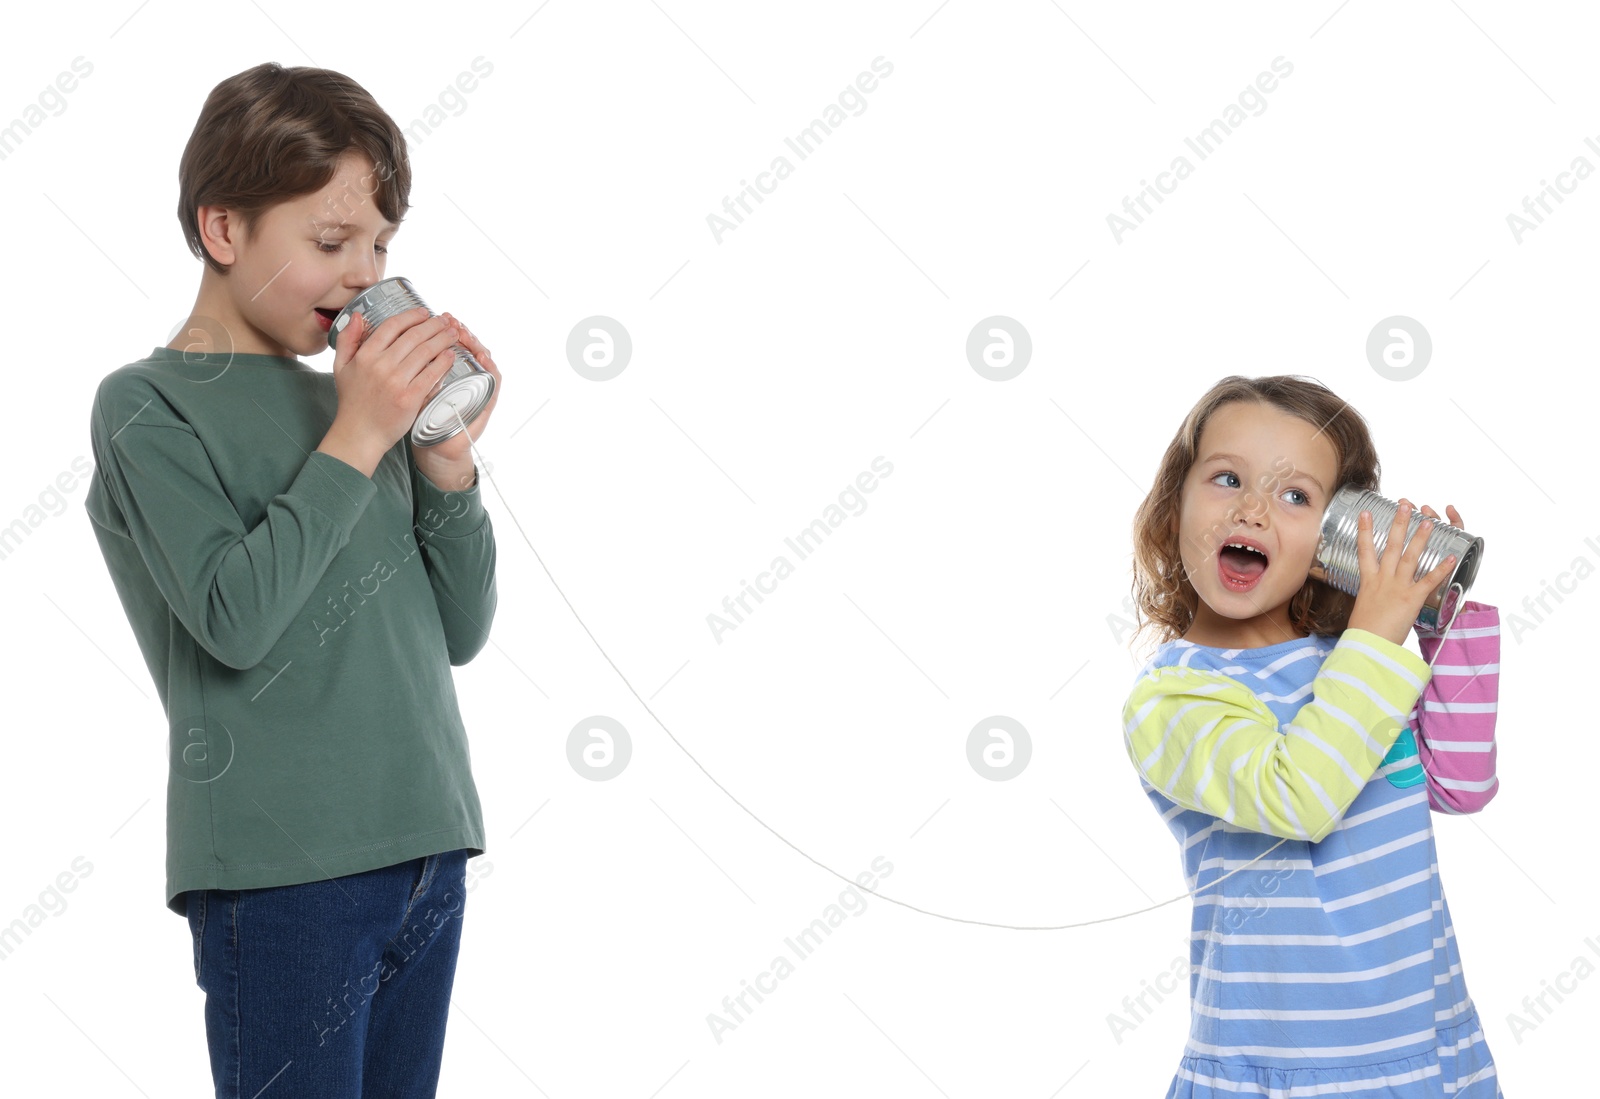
[1127,375,1381,660]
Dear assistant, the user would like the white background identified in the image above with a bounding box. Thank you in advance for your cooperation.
[1,1,1591,1094]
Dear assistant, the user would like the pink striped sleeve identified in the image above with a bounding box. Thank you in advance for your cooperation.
[1410,600,1500,814]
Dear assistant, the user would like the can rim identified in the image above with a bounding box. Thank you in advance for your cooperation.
[326,276,424,351]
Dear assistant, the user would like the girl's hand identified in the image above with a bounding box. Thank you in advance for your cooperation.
[1416,502,1462,530]
[1346,498,1459,648]
[412,312,502,483]
[1413,503,1465,638]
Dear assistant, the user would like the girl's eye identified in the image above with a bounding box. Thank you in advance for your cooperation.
[1209,471,1311,506]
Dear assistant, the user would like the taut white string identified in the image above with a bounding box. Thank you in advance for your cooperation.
[444,402,1296,930]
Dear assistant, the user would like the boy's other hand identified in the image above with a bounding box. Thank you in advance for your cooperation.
[411,312,501,483]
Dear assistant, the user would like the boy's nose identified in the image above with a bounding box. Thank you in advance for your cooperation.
[345,262,381,290]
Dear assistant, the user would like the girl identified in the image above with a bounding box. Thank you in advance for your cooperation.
[1122,375,1503,1097]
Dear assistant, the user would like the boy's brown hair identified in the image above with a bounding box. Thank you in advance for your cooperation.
[1127,375,1381,657]
[177,62,411,275]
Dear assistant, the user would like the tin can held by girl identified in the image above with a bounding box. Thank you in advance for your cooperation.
[326,276,496,447]
[1310,485,1485,636]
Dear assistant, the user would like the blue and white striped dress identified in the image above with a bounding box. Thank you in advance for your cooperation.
[1123,606,1502,1097]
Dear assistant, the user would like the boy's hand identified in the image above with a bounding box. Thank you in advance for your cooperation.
[327,305,462,462]
[411,312,501,490]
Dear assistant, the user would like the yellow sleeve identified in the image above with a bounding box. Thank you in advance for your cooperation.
[1122,630,1432,842]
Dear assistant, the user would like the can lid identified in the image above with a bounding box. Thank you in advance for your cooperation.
[412,373,495,446]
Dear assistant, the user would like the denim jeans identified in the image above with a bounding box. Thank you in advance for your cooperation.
[186,848,470,1098]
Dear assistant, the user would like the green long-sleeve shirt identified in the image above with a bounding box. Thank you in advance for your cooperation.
[84,347,495,915]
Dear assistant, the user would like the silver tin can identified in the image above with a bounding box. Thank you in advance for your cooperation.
[1310,485,1484,635]
[325,276,495,447]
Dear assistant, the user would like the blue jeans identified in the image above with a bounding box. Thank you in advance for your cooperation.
[186,849,470,1098]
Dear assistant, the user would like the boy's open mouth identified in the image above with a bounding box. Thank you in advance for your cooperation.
[1218,542,1269,591]
[314,307,339,332]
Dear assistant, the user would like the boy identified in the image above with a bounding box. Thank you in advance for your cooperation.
[83,61,503,1097]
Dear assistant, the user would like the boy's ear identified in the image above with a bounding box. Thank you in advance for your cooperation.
[196,204,240,268]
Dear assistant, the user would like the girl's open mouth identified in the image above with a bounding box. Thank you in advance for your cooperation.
[314,307,338,332]
[1218,543,1268,592]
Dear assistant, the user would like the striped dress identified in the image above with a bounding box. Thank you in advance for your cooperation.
[1122,602,1502,1097]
